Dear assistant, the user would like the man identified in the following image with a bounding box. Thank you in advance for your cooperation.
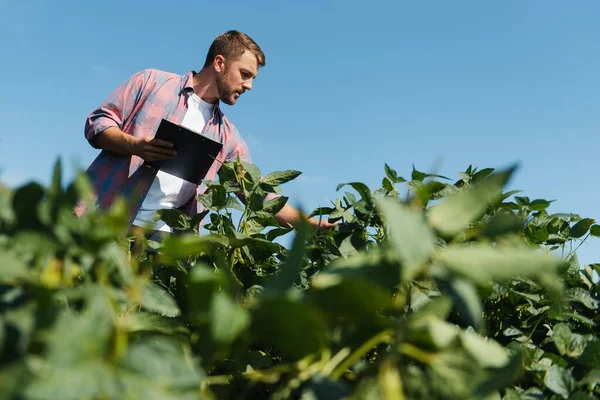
[76,30,334,236]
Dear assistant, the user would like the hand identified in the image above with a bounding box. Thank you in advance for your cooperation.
[308,217,339,230]
[133,137,177,161]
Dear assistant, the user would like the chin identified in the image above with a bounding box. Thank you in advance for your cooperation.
[221,96,237,106]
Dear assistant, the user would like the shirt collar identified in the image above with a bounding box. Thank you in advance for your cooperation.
[180,70,221,117]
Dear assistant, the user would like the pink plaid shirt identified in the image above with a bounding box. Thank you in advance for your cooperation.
[76,68,257,226]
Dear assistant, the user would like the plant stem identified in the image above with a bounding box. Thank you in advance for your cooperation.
[567,233,590,260]
[329,329,393,379]
[397,342,435,364]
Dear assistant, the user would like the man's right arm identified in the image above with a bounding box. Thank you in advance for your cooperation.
[85,69,175,161]
[92,127,176,161]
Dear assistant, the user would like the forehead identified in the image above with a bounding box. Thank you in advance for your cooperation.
[231,50,258,75]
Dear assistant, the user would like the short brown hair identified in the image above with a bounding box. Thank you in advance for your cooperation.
[203,30,266,69]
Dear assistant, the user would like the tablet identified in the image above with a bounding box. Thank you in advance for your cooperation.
[146,119,223,185]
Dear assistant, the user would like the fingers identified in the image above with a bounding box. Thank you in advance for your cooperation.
[147,145,177,158]
[145,152,174,161]
[149,138,175,148]
[308,217,338,230]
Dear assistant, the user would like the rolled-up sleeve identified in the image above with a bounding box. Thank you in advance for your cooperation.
[84,69,148,148]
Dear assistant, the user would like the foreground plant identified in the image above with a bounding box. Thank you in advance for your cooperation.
[0,160,598,399]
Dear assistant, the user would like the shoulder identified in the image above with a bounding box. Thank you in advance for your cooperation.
[132,68,184,85]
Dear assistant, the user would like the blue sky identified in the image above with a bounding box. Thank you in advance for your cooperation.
[1,1,599,265]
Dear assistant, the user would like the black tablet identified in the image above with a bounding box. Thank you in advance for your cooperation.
[146,119,223,184]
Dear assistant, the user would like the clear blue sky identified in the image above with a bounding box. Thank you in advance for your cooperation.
[1,1,599,265]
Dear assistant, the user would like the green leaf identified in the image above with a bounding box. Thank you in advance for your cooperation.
[262,195,288,215]
[385,163,406,183]
[49,158,63,198]
[217,161,236,182]
[482,211,524,238]
[0,250,32,283]
[552,323,572,355]
[161,234,227,260]
[153,208,191,230]
[250,298,328,360]
[120,312,186,335]
[187,265,229,322]
[336,182,373,203]
[385,163,397,181]
[210,292,250,345]
[530,199,552,211]
[319,247,400,289]
[408,314,458,350]
[409,295,454,321]
[565,287,599,310]
[248,191,264,211]
[577,341,600,368]
[411,165,450,182]
[0,362,28,399]
[25,361,119,400]
[442,277,483,331]
[412,165,427,181]
[471,168,495,183]
[245,218,265,235]
[264,217,308,293]
[309,272,393,323]
[261,170,301,186]
[460,329,509,368]
[382,177,395,192]
[338,235,359,258]
[569,218,595,238]
[46,292,114,366]
[121,336,204,390]
[543,365,575,399]
[427,166,516,238]
[242,161,262,186]
[433,243,566,285]
[590,224,600,237]
[501,189,522,202]
[376,197,436,282]
[309,206,336,218]
[141,281,181,317]
[474,350,524,397]
[224,196,244,211]
[266,227,293,241]
[12,182,45,229]
[579,369,600,387]
[190,210,209,229]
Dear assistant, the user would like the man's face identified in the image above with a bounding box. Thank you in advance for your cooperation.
[215,50,258,106]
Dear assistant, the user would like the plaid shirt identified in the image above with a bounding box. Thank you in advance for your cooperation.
[75,68,257,226]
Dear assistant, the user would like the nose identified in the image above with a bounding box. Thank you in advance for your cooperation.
[243,80,253,91]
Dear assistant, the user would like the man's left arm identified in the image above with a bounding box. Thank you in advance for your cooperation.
[273,202,337,230]
[227,129,335,231]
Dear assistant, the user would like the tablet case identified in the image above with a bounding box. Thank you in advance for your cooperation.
[146,119,223,185]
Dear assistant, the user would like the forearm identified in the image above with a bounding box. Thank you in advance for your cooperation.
[274,203,305,228]
[91,127,139,156]
[274,203,337,231]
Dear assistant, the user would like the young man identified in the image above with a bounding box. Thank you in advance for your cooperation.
[76,30,334,235]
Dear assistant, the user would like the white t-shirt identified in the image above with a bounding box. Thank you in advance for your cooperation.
[132,93,215,232]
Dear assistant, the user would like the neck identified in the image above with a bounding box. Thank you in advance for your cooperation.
[192,68,219,104]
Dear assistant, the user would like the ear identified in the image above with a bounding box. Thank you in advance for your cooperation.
[214,55,226,73]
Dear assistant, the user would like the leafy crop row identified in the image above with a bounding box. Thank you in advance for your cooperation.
[0,160,598,399]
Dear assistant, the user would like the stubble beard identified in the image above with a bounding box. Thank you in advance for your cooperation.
[216,73,236,106]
